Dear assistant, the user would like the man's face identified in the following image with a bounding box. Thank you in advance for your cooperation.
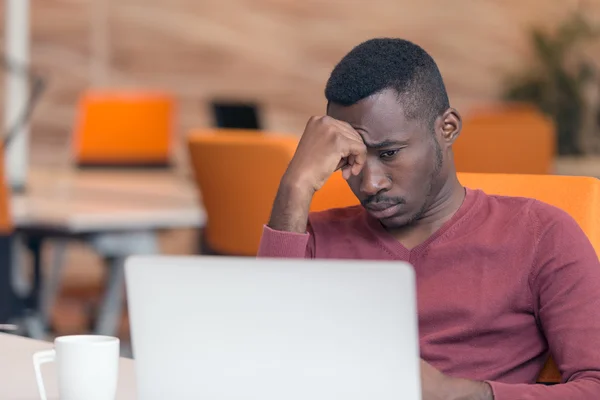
[327,88,447,229]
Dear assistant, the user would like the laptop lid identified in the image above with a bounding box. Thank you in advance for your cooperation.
[211,101,261,130]
[125,256,421,400]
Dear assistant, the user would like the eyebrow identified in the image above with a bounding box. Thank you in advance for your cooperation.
[362,139,408,150]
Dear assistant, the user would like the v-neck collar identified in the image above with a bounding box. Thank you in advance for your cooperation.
[362,188,481,259]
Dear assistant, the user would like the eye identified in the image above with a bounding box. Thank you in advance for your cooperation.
[379,149,400,159]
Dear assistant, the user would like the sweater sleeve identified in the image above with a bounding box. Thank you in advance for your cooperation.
[256,223,315,258]
[488,203,600,400]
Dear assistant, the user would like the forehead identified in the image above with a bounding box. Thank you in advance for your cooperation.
[327,88,424,142]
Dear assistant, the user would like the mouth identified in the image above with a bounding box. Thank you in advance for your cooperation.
[365,203,402,219]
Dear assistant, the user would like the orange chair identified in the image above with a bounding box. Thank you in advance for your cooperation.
[187,132,357,256]
[454,105,555,175]
[0,156,12,236]
[458,172,600,383]
[0,149,15,323]
[71,90,174,167]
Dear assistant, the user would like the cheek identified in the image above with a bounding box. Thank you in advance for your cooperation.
[390,149,437,192]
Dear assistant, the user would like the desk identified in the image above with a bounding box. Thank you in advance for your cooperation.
[0,333,137,400]
[9,167,206,339]
[555,156,600,178]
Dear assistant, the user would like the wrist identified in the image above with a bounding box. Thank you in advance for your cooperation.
[267,174,315,234]
[279,173,316,202]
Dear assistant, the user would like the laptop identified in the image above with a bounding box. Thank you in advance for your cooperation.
[211,101,261,130]
[125,256,421,400]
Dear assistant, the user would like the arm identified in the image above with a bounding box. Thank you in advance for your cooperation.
[486,204,600,400]
[257,115,366,259]
[257,224,315,258]
[421,204,600,400]
[421,360,493,400]
[257,177,315,258]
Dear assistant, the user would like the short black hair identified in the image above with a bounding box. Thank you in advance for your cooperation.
[325,38,449,128]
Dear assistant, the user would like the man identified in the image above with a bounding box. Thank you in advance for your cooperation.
[257,38,600,399]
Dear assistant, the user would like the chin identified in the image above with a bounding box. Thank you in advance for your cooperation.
[377,211,419,229]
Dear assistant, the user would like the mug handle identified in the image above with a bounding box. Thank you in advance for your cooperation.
[32,349,56,400]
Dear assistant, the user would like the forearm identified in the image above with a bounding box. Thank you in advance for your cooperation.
[257,225,312,258]
[488,377,600,400]
[258,176,316,258]
[267,175,314,234]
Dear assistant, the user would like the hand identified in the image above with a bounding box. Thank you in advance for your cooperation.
[284,116,367,193]
[420,359,493,400]
[421,359,452,400]
[266,116,366,233]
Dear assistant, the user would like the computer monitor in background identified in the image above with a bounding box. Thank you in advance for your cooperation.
[211,101,262,130]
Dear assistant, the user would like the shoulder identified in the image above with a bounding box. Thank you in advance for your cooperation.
[474,189,586,236]
[474,190,536,213]
[467,190,538,231]
[477,191,597,271]
[525,198,595,260]
[472,189,574,222]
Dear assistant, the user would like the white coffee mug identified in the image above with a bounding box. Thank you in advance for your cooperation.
[32,335,120,400]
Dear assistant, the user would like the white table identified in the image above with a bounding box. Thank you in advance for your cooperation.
[555,156,600,178]
[0,333,137,400]
[8,167,206,339]
[11,168,203,231]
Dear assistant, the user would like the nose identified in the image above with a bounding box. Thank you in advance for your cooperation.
[359,161,391,196]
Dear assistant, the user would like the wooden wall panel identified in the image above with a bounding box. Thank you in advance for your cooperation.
[0,0,597,167]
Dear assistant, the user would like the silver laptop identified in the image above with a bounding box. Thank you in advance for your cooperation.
[125,256,421,400]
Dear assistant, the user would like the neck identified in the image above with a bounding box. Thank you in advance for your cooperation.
[389,171,465,244]
[421,172,465,228]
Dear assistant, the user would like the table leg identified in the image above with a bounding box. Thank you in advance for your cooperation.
[94,256,125,336]
[40,239,68,328]
[0,233,17,324]
[23,237,42,311]
[22,236,47,339]
[91,231,159,337]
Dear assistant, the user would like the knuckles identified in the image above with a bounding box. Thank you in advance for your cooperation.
[305,116,358,150]
[312,116,339,139]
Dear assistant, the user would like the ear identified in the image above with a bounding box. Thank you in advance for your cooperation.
[437,108,461,146]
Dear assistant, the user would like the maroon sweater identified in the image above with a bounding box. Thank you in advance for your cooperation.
[257,188,600,399]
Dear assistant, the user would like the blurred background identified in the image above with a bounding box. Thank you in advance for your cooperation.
[1,0,600,355]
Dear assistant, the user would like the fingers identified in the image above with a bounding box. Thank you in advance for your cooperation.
[351,162,363,176]
[321,116,363,141]
[333,136,366,180]
[335,158,347,172]
[303,115,367,181]
[343,140,366,176]
[342,155,355,180]
[346,154,355,169]
[342,165,352,180]
[336,123,364,144]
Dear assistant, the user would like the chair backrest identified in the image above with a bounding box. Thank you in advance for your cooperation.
[0,149,14,323]
[0,151,12,235]
[72,90,174,167]
[187,132,358,255]
[458,173,600,254]
[454,105,555,175]
[188,133,299,255]
[458,172,600,383]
